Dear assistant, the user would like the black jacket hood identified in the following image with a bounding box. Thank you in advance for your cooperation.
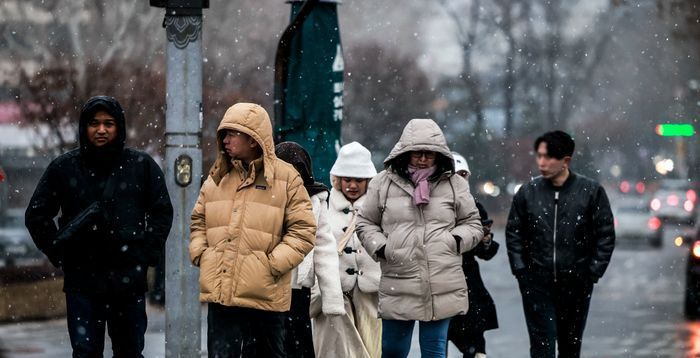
[78,96,127,159]
[275,141,328,197]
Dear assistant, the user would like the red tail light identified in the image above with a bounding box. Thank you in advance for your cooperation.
[651,198,661,211]
[693,241,700,258]
[635,182,646,194]
[620,181,630,193]
[648,217,662,231]
[614,218,618,228]
[688,189,697,203]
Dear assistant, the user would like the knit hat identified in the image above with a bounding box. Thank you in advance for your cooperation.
[452,152,470,175]
[330,142,377,178]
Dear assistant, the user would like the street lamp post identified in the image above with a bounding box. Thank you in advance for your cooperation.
[150,1,208,356]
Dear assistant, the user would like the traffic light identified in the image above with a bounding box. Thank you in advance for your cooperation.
[655,124,695,137]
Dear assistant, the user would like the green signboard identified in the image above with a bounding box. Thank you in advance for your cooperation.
[655,124,695,137]
[275,1,344,186]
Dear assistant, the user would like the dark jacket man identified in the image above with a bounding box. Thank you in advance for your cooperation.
[507,172,615,282]
[506,130,614,358]
[25,96,173,357]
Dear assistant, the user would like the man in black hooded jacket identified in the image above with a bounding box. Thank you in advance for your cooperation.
[506,130,615,358]
[25,96,173,357]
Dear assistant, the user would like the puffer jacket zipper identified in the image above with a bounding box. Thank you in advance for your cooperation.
[553,191,559,282]
[418,204,435,320]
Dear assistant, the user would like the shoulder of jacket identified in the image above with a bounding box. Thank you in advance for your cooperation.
[272,158,298,179]
[313,191,329,202]
[56,148,80,162]
[369,170,391,186]
[572,173,600,188]
[122,148,158,165]
[50,149,80,169]
[514,178,541,198]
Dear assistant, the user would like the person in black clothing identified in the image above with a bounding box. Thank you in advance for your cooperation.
[25,95,174,358]
[447,152,498,358]
[506,130,615,358]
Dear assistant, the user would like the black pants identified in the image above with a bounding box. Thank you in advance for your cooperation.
[284,288,315,358]
[517,274,594,358]
[449,331,485,358]
[207,303,286,358]
[66,291,147,358]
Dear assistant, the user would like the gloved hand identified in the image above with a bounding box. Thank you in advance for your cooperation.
[376,245,386,260]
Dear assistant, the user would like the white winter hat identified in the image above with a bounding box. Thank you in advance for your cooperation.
[452,152,470,175]
[330,142,377,178]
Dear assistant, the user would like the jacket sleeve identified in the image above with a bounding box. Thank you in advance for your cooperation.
[268,173,316,277]
[24,161,62,267]
[143,157,174,266]
[313,198,346,316]
[589,185,615,279]
[189,177,211,267]
[450,176,484,253]
[356,175,387,261]
[506,189,528,274]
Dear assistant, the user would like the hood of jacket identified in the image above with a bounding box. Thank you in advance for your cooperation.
[209,103,277,186]
[384,118,454,171]
[78,96,127,166]
[275,141,328,197]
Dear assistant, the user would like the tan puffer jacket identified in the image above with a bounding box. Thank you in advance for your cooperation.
[356,118,483,321]
[189,103,316,312]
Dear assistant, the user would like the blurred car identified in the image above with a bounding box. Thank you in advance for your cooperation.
[650,180,698,226]
[613,197,662,248]
[686,232,700,318]
[0,208,57,281]
[0,208,65,322]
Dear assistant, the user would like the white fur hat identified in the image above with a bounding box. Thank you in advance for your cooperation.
[452,152,470,175]
[330,142,377,178]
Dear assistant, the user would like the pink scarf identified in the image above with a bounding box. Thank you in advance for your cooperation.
[408,165,436,206]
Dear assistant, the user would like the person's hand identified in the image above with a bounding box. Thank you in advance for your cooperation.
[482,224,493,243]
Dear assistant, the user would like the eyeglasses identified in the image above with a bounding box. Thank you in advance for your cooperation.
[410,151,436,159]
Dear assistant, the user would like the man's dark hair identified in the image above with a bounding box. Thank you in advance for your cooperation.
[534,130,575,159]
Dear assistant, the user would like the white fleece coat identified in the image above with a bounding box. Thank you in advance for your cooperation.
[329,188,381,293]
[291,191,345,315]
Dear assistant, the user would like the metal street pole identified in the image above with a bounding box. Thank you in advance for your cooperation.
[150,1,208,356]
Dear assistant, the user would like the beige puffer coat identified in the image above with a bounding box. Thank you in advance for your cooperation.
[189,103,316,312]
[356,118,483,321]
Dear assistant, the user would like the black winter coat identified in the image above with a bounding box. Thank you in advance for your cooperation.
[455,240,499,333]
[25,96,173,294]
[505,172,615,282]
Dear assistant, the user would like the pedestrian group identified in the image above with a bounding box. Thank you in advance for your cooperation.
[25,97,615,358]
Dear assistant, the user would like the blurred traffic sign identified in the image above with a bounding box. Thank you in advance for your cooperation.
[655,124,695,137]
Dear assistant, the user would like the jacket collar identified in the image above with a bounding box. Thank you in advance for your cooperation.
[544,170,577,191]
[330,187,366,213]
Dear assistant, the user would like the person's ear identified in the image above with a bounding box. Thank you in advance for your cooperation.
[248,137,259,149]
[563,156,572,167]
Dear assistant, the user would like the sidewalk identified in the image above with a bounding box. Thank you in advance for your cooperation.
[0,303,461,357]
[0,303,203,358]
